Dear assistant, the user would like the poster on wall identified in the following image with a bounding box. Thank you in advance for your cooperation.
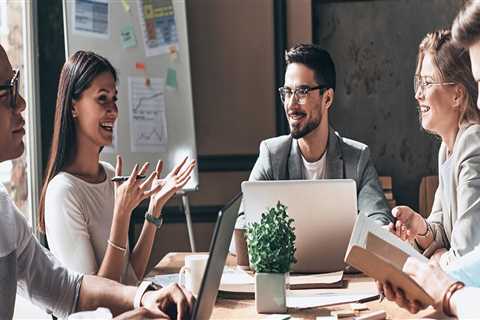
[137,0,178,57]
[73,0,110,39]
[128,77,168,153]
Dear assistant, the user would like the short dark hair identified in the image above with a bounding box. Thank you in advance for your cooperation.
[285,43,336,91]
[452,0,480,48]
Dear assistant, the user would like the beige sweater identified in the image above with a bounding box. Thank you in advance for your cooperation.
[421,123,480,267]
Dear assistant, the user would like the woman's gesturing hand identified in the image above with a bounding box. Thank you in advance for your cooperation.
[113,155,164,217]
[148,156,196,217]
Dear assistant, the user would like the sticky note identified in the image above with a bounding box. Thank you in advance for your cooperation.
[121,0,130,12]
[120,25,137,48]
[166,68,177,89]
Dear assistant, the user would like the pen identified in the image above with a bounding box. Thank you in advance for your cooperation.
[111,175,146,182]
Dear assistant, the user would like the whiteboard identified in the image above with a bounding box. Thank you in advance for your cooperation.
[63,0,198,191]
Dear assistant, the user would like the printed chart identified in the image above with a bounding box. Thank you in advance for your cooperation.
[128,77,168,152]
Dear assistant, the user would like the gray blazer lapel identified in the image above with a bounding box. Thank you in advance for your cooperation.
[288,138,304,179]
[326,128,344,179]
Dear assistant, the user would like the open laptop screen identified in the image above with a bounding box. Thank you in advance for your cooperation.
[192,193,242,320]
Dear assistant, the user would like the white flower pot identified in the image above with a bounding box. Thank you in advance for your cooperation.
[255,272,288,314]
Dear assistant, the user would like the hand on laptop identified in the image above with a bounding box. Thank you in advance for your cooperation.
[388,206,426,241]
[141,283,195,320]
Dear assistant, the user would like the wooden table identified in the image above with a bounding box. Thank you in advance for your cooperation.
[149,253,446,319]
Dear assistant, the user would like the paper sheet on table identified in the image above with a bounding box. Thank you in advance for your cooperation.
[73,0,109,39]
[149,267,254,291]
[286,292,378,309]
[290,271,343,288]
[149,273,178,288]
[128,77,168,153]
[218,268,343,293]
[219,267,254,292]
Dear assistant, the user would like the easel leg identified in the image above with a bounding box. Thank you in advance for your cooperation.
[182,193,196,252]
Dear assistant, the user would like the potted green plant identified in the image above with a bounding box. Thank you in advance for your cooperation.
[246,201,296,313]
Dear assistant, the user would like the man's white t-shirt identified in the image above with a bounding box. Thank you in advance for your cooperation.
[301,150,327,180]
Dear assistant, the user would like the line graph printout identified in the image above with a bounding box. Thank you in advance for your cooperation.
[128,77,168,152]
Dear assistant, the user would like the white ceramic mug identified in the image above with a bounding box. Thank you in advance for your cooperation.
[178,254,209,297]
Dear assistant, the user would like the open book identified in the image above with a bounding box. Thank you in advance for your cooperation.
[345,214,434,306]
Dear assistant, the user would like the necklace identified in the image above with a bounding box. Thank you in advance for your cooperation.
[67,165,106,183]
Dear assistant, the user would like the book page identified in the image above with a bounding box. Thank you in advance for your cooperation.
[347,214,427,263]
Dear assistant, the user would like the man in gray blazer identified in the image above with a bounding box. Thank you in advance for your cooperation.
[245,44,393,225]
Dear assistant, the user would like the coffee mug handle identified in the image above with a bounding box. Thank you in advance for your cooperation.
[178,266,190,286]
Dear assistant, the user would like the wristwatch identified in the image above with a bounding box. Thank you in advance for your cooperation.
[145,211,164,229]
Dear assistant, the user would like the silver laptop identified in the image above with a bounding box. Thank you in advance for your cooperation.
[241,180,357,273]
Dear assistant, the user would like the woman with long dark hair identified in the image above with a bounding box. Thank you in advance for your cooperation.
[38,51,195,284]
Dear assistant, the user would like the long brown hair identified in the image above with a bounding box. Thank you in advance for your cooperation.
[416,29,479,126]
[38,51,117,233]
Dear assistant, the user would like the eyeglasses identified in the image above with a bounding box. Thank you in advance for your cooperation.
[414,75,455,95]
[0,69,19,109]
[278,85,328,105]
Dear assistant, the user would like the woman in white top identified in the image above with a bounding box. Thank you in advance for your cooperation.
[38,51,195,285]
[387,30,480,268]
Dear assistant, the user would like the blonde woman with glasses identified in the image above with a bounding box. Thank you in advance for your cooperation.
[389,29,480,268]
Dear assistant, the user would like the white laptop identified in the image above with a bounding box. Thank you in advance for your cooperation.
[241,179,357,273]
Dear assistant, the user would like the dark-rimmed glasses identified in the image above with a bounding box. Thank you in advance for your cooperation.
[0,69,19,109]
[278,85,328,105]
[414,75,455,95]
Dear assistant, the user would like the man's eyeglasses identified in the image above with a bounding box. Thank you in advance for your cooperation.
[0,69,19,109]
[278,85,328,105]
[413,75,455,95]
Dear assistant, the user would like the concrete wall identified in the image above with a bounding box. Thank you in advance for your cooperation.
[313,0,462,210]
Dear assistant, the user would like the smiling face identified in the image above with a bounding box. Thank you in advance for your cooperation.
[283,63,331,139]
[72,71,118,149]
[470,41,480,109]
[415,53,460,135]
[0,46,26,162]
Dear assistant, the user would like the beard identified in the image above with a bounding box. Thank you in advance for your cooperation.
[290,115,321,139]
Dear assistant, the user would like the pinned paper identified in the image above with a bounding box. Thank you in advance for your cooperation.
[120,25,137,48]
[121,0,130,12]
[166,68,177,89]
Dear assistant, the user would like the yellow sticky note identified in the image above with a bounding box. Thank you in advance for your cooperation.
[121,0,130,12]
